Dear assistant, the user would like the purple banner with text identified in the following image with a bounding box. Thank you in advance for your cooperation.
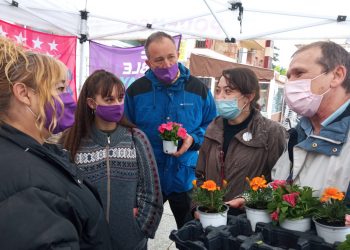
[89,35,181,88]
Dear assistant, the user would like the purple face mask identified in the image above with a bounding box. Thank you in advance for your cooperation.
[95,103,124,123]
[152,63,179,84]
[45,92,77,134]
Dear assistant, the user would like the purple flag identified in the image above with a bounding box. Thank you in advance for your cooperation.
[89,35,181,88]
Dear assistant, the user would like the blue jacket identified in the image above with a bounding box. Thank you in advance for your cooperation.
[125,63,217,195]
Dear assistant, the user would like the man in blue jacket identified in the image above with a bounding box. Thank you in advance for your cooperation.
[125,31,217,228]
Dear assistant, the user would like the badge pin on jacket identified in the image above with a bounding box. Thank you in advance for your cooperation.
[243,132,252,142]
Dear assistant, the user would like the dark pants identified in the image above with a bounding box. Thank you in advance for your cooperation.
[163,191,193,229]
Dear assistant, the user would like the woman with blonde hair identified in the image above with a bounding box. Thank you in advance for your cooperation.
[0,37,112,249]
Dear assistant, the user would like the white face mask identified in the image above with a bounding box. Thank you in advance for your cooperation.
[284,72,329,117]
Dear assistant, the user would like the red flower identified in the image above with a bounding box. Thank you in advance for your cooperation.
[177,127,187,139]
[271,211,279,221]
[158,122,175,134]
[270,180,287,190]
[158,124,166,133]
[164,122,173,131]
[282,192,299,207]
[158,121,187,142]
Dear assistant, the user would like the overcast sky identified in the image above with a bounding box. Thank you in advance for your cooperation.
[274,39,350,70]
[273,40,298,69]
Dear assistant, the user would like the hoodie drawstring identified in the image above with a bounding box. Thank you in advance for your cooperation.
[152,85,156,109]
[182,84,185,109]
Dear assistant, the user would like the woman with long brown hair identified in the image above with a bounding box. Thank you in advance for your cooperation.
[63,70,163,250]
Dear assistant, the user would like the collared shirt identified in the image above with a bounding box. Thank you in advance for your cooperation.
[299,118,313,136]
[321,99,350,127]
[300,99,350,135]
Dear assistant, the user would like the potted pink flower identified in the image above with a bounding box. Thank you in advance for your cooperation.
[158,122,187,154]
[267,181,319,232]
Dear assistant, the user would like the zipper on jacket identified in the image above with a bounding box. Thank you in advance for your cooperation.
[106,135,111,223]
[219,150,225,182]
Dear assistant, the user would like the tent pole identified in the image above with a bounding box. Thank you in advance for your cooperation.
[202,0,231,39]
[91,9,227,27]
[91,23,225,41]
[78,9,88,95]
[89,7,228,40]
[78,42,86,94]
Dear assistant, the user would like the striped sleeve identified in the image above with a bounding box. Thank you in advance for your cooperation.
[132,128,163,238]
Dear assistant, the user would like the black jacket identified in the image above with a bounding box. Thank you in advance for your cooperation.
[0,124,112,250]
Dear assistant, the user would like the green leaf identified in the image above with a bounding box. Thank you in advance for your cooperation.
[281,206,288,213]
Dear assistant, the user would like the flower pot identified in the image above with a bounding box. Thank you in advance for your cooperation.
[313,218,350,244]
[280,217,311,232]
[245,206,272,232]
[197,205,229,228]
[162,140,177,154]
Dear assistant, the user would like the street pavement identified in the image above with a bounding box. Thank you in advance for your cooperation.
[148,201,178,249]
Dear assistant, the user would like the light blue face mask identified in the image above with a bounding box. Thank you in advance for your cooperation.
[215,98,242,120]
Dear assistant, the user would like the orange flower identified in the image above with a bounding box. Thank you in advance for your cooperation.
[321,187,344,202]
[192,179,197,188]
[247,176,268,191]
[201,180,217,191]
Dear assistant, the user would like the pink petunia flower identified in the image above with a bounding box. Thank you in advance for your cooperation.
[164,122,173,131]
[270,180,287,190]
[158,124,166,133]
[173,122,182,127]
[177,127,187,139]
[271,211,279,221]
[282,192,300,207]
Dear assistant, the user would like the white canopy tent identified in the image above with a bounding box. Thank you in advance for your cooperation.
[1,0,349,86]
[1,0,349,41]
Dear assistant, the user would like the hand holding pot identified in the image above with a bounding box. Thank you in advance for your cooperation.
[225,197,245,209]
